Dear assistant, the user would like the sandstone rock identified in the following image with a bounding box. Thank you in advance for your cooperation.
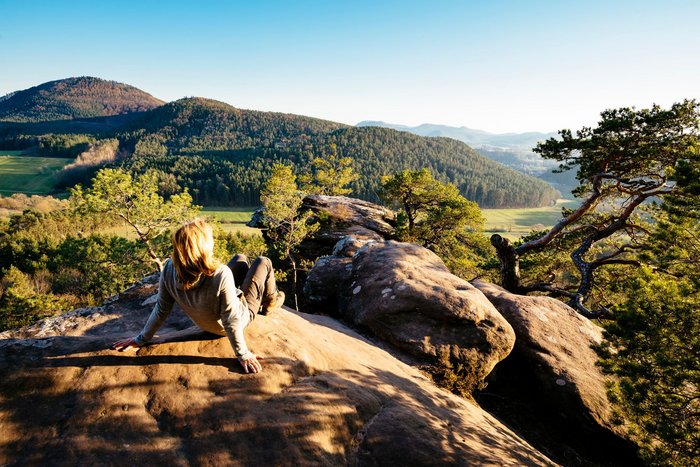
[303,236,377,314]
[248,195,395,261]
[302,194,396,237]
[472,280,639,465]
[331,235,375,258]
[0,281,553,466]
[298,195,396,261]
[341,241,515,384]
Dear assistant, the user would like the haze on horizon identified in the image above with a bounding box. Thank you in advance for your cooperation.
[1,0,698,134]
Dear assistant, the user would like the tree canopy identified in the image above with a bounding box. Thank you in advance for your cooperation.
[71,168,199,270]
[381,168,488,278]
[491,99,700,317]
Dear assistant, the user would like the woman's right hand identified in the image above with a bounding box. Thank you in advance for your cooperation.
[240,354,263,374]
[112,337,142,352]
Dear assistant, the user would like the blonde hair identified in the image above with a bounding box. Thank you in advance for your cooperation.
[171,218,220,290]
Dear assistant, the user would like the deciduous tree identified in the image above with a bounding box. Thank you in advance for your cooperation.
[71,168,199,270]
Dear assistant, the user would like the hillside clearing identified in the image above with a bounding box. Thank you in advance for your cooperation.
[0,151,71,195]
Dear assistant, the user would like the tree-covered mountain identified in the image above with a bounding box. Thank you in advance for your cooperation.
[0,79,560,208]
[115,98,559,207]
[0,77,164,122]
[122,97,346,153]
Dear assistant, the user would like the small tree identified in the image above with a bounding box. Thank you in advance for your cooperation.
[0,266,73,331]
[299,144,358,196]
[260,163,318,309]
[71,168,199,271]
[491,100,700,317]
[381,169,486,277]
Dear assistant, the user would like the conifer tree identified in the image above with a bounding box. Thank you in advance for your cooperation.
[381,168,486,277]
[299,144,359,196]
[491,100,700,317]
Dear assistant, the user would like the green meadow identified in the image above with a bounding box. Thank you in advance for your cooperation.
[201,207,261,235]
[482,199,578,239]
[112,203,577,240]
[0,150,72,195]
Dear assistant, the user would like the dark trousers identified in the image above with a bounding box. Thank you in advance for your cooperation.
[226,254,277,315]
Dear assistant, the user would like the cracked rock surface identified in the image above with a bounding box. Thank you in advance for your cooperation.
[0,279,553,466]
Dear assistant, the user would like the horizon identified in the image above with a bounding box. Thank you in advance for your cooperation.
[1,0,699,133]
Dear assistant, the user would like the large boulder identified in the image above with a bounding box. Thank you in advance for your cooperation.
[0,279,554,466]
[472,280,640,466]
[307,239,516,386]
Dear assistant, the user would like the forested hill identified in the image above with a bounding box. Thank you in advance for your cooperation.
[0,77,164,122]
[0,79,559,208]
[123,97,347,152]
[117,98,558,207]
[323,127,558,207]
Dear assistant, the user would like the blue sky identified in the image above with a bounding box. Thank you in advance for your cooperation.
[1,0,698,132]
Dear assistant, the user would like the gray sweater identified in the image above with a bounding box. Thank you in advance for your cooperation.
[136,259,254,362]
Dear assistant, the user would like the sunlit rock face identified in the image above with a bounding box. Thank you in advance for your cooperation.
[0,277,552,466]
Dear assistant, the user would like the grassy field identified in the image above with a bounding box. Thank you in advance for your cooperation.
[0,150,72,195]
[106,203,576,240]
[202,207,260,235]
[483,199,578,239]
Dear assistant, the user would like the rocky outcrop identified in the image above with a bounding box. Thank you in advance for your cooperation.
[303,255,353,312]
[472,280,640,466]
[306,239,516,386]
[0,278,553,466]
[248,194,396,261]
[303,236,374,312]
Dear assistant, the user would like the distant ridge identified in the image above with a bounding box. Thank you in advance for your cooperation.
[0,77,164,122]
[124,97,346,149]
[357,120,557,150]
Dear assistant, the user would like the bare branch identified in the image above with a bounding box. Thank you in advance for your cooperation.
[520,282,577,298]
[517,177,603,254]
[568,294,615,320]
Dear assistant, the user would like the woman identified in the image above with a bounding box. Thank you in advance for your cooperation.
[112,219,284,374]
